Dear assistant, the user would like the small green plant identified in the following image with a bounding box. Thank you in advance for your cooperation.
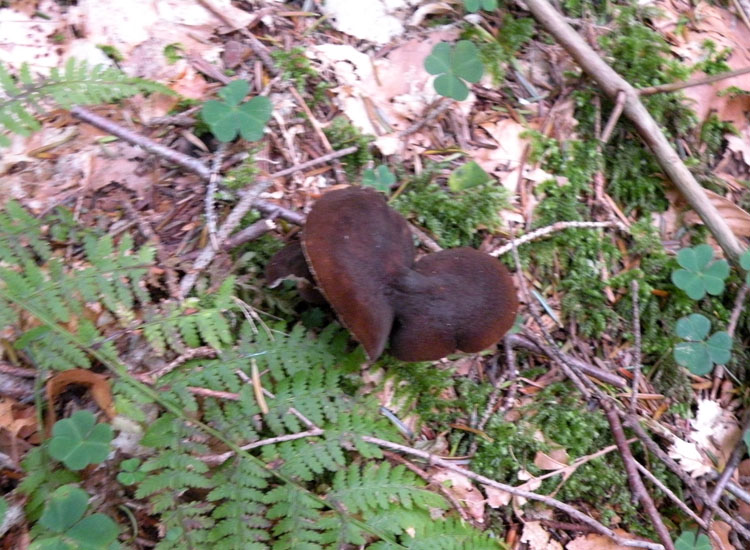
[464,0,498,11]
[31,484,119,550]
[362,165,396,193]
[424,41,483,100]
[674,530,711,550]
[116,458,146,486]
[670,244,729,300]
[163,43,185,65]
[48,411,113,471]
[0,58,173,146]
[200,80,272,142]
[673,314,731,375]
[448,160,491,191]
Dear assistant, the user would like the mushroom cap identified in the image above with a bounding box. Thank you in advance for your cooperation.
[301,187,415,360]
[265,241,326,304]
[389,248,518,362]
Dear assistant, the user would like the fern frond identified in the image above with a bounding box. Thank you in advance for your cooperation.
[0,58,174,145]
[265,484,326,550]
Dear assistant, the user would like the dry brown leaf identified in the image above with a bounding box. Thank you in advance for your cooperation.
[566,530,645,550]
[711,520,735,550]
[432,469,485,523]
[534,447,570,471]
[45,369,115,432]
[521,521,563,550]
[683,188,750,237]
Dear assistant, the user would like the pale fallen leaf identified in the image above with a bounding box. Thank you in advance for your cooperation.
[567,530,647,550]
[432,469,485,523]
[484,484,512,508]
[534,447,570,471]
[711,520,735,550]
[683,188,750,237]
[322,0,416,44]
[522,521,563,550]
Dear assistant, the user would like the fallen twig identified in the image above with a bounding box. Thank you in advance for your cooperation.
[604,403,675,550]
[521,0,744,260]
[362,435,665,550]
[639,66,750,96]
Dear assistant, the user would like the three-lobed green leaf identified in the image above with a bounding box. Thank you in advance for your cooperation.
[48,410,113,471]
[671,244,729,300]
[424,41,483,100]
[200,80,272,142]
[362,165,396,193]
[448,160,491,191]
[674,530,711,550]
[673,314,731,375]
[464,0,499,11]
[34,485,119,550]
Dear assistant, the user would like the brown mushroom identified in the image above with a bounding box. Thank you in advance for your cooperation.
[389,248,518,361]
[302,187,415,360]
[265,186,518,362]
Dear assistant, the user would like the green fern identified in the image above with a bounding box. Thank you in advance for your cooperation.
[3,201,502,550]
[0,58,174,146]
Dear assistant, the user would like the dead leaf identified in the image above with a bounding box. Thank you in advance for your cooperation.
[567,530,647,550]
[711,520,735,550]
[683,188,750,237]
[521,521,563,550]
[432,469,486,523]
[46,369,115,433]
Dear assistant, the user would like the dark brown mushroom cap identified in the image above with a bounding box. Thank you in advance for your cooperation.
[265,241,326,304]
[389,248,518,362]
[301,187,415,360]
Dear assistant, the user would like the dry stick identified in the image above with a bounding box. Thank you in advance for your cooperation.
[600,90,626,144]
[629,280,642,412]
[70,107,354,226]
[201,428,324,466]
[506,333,628,388]
[179,181,271,297]
[398,98,452,138]
[622,414,750,540]
[521,0,744,261]
[700,411,750,526]
[206,142,228,250]
[361,435,664,550]
[727,282,749,338]
[639,66,750,96]
[490,220,623,257]
[633,461,708,530]
[604,403,675,550]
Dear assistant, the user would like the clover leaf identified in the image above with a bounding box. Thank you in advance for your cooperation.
[424,41,483,101]
[200,80,272,142]
[673,314,732,375]
[464,0,498,12]
[34,485,119,550]
[448,160,491,191]
[362,165,396,193]
[116,458,146,486]
[675,530,711,550]
[671,244,729,300]
[48,410,113,471]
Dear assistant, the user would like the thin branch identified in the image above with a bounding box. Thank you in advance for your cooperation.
[490,220,625,257]
[361,435,664,550]
[639,66,750,96]
[634,461,707,529]
[601,90,626,144]
[506,333,628,388]
[604,404,675,550]
[206,142,228,250]
[520,0,744,260]
[630,280,642,412]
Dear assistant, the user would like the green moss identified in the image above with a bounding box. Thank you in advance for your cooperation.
[394,181,509,248]
[462,15,535,85]
[271,46,331,105]
[323,117,374,179]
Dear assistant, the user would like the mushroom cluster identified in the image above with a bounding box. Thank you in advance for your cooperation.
[266,187,518,362]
